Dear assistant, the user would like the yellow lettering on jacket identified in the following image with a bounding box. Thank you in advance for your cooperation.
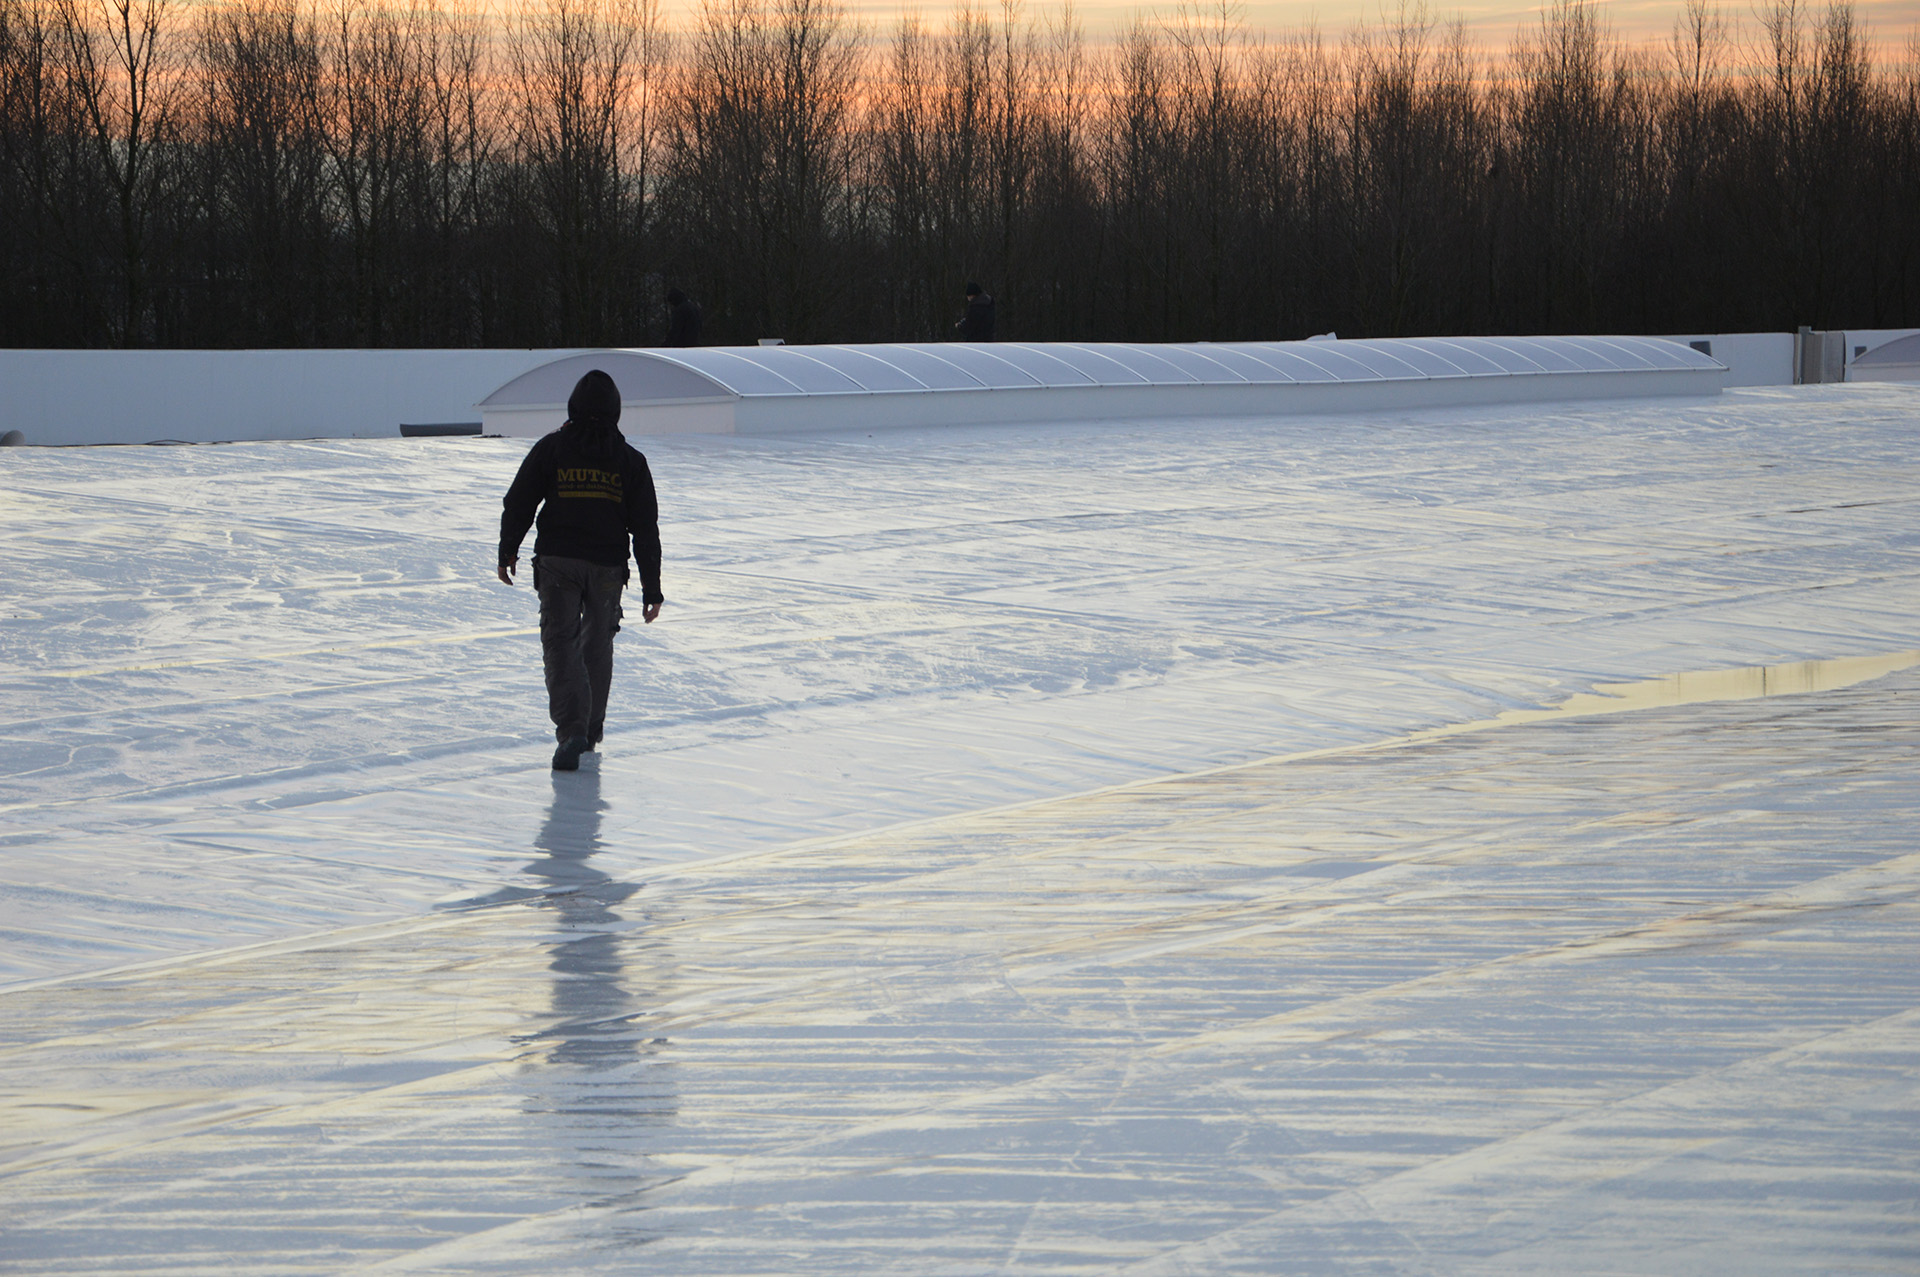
[556,467,623,502]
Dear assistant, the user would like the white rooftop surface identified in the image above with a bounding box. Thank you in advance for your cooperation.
[4,384,1920,1272]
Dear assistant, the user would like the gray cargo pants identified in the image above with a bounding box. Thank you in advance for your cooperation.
[535,555,625,745]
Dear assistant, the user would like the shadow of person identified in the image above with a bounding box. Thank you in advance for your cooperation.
[528,768,642,1069]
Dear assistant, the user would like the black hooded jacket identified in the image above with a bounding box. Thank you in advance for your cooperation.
[499,424,663,604]
[666,293,703,347]
[957,292,995,341]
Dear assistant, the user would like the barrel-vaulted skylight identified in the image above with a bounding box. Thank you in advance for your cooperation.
[478,336,1724,437]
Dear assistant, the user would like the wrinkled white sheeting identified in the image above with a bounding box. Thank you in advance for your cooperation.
[2,385,1919,1271]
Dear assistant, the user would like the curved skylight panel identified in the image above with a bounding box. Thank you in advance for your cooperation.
[1024,343,1152,385]
[477,363,566,407]
[790,346,931,393]
[1853,332,1920,367]
[908,344,1045,389]
[1586,336,1680,370]
[1608,336,1693,368]
[1556,337,1647,372]
[1571,337,1657,370]
[1410,339,1510,376]
[736,347,867,394]
[1175,345,1295,383]
[1367,341,1466,376]
[981,344,1100,385]
[1098,344,1206,383]
[857,345,986,391]
[611,354,735,400]
[1579,337,1661,370]
[1136,341,1259,380]
[1328,342,1433,379]
[1264,343,1386,381]
[663,349,808,395]
[1219,344,1344,382]
[1492,338,1587,373]
[1464,339,1552,375]
[1168,346,1260,382]
[481,351,729,406]
[1531,336,1630,371]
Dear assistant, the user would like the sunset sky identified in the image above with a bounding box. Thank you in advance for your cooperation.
[688,0,1920,53]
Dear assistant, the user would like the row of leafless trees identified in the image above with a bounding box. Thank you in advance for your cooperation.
[3,0,1916,347]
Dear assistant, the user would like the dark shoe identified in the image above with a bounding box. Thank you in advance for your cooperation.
[552,736,589,771]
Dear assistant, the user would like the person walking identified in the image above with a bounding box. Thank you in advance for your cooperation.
[498,369,664,771]
[666,288,703,347]
[956,282,995,341]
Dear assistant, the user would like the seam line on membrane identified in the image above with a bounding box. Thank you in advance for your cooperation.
[5,648,1913,996]
[643,647,1920,878]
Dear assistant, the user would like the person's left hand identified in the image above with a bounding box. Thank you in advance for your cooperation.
[497,558,517,585]
[642,600,661,623]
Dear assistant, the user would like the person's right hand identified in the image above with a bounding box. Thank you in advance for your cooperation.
[497,558,516,585]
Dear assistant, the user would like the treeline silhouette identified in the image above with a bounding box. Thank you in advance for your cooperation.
[2,0,1915,348]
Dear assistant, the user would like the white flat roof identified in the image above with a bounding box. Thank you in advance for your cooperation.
[7,386,1919,1268]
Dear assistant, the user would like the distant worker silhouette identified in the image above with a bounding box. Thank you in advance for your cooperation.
[956,282,995,341]
[498,369,664,771]
[666,288,703,347]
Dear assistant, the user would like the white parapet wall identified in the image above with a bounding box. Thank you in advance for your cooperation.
[0,349,586,447]
[1659,333,1796,387]
[1653,330,1920,386]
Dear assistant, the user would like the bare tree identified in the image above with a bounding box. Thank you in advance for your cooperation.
[874,13,940,334]
[412,0,490,341]
[1024,0,1094,335]
[1164,0,1245,336]
[0,0,89,341]
[1505,0,1633,329]
[5,0,1920,348]
[200,0,328,343]
[986,0,1035,329]
[508,0,657,343]
[1102,17,1171,336]
[323,0,428,342]
[664,0,857,341]
[53,0,181,342]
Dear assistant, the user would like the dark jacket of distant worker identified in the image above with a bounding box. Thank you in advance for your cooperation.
[666,288,703,347]
[498,369,664,771]
[956,283,995,341]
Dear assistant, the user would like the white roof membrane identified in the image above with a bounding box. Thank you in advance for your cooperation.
[7,390,1916,1270]
[478,335,1725,436]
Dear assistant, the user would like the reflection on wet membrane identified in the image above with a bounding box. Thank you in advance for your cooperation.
[4,655,1917,1270]
[523,770,642,1070]
[960,649,1920,825]
[514,770,676,1216]
[1399,648,1920,749]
